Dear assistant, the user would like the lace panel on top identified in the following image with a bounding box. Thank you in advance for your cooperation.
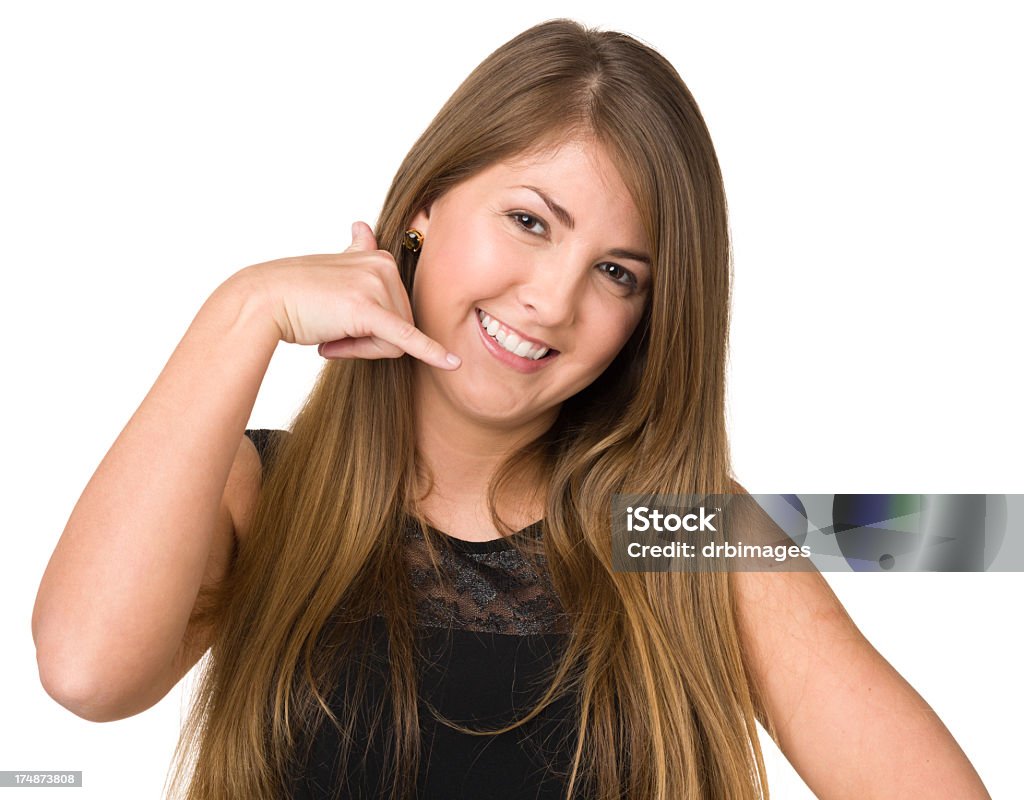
[399,519,571,636]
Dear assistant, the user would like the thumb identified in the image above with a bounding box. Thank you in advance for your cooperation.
[345,220,378,252]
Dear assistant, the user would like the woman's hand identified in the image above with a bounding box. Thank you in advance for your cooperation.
[239,221,460,370]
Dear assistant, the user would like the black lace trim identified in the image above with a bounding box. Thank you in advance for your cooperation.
[399,519,571,636]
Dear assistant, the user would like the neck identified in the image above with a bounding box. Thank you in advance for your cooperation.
[411,376,556,538]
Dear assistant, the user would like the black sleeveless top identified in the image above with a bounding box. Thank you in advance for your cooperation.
[244,430,588,800]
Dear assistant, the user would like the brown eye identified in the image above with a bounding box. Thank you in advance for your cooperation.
[509,212,547,236]
[597,262,639,292]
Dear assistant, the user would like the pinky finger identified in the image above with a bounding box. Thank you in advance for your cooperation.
[319,336,404,360]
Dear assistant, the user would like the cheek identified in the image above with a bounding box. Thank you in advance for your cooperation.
[419,238,513,309]
[411,254,494,338]
[590,302,644,362]
[411,241,465,309]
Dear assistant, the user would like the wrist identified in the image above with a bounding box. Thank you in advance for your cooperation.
[208,267,284,348]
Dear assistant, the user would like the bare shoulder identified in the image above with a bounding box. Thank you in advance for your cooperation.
[731,561,990,798]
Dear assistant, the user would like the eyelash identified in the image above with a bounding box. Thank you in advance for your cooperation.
[507,212,640,293]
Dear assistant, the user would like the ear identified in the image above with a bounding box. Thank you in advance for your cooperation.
[408,206,430,236]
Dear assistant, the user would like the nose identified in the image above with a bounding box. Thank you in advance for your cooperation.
[515,254,588,329]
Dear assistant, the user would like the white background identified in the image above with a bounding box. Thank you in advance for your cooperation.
[3,1,1020,797]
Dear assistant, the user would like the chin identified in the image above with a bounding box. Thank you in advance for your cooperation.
[457,395,535,427]
[450,384,554,430]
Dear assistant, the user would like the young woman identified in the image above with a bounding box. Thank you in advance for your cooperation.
[32,19,990,800]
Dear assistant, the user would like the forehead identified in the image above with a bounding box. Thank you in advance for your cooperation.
[446,138,643,232]
[494,138,629,193]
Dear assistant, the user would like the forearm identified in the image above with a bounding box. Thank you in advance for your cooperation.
[32,270,280,704]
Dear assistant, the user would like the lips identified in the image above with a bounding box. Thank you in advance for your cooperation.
[475,308,557,361]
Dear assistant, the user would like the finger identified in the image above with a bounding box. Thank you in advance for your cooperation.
[344,220,378,253]
[360,304,461,370]
[318,336,404,360]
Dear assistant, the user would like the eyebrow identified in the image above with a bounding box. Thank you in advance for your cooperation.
[607,248,652,267]
[521,184,576,230]
[518,184,652,267]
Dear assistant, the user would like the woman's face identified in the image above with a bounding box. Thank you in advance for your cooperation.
[409,137,651,431]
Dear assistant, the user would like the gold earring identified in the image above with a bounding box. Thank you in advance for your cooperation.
[402,228,424,252]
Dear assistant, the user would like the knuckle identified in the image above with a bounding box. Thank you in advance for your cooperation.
[352,292,381,318]
[370,250,398,271]
[395,321,417,342]
[353,271,386,297]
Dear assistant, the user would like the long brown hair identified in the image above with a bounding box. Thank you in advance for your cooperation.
[167,18,770,800]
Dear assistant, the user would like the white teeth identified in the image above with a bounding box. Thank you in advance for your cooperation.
[477,309,552,360]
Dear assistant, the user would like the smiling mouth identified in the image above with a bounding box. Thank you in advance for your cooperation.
[476,309,557,361]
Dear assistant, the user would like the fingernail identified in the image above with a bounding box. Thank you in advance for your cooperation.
[446,353,461,367]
